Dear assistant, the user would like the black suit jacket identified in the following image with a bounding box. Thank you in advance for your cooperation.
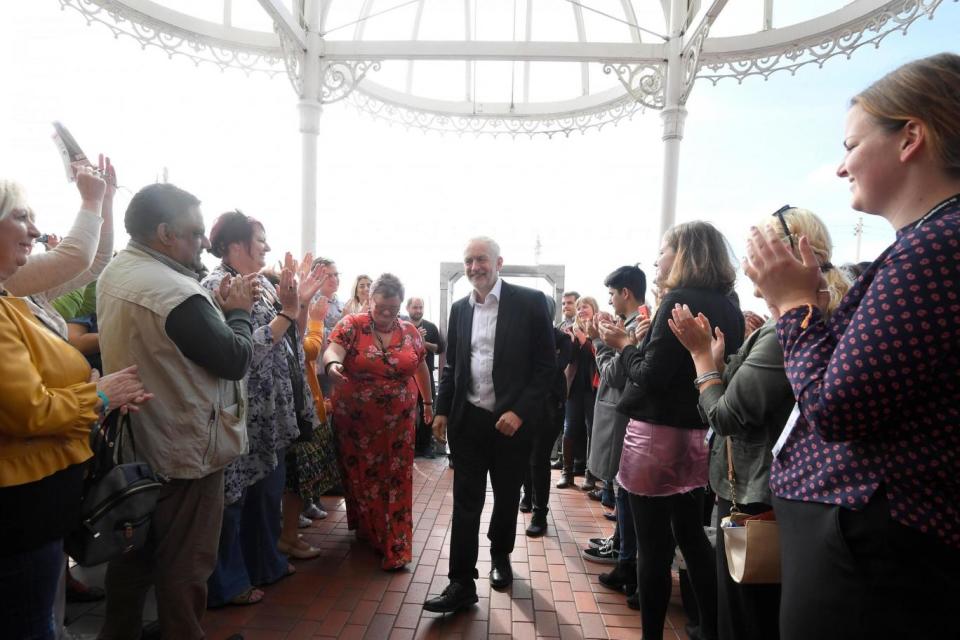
[436,280,557,432]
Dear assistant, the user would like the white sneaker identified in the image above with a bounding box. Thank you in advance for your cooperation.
[303,503,328,520]
[297,514,312,528]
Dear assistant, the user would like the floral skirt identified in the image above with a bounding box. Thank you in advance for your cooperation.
[285,419,341,502]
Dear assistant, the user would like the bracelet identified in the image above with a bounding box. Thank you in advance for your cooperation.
[693,371,721,388]
[96,390,110,414]
[277,312,296,324]
[324,360,342,373]
[423,402,433,406]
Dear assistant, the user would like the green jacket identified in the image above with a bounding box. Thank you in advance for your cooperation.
[699,321,794,505]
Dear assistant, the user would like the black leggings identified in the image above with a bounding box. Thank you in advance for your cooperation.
[628,488,717,640]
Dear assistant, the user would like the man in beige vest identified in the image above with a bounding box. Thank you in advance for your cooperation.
[97,183,256,640]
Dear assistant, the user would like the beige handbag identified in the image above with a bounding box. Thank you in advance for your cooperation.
[720,437,781,584]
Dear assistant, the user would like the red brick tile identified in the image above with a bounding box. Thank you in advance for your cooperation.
[534,610,560,637]
[315,608,351,636]
[490,588,512,609]
[574,591,598,613]
[388,628,415,640]
[395,603,424,629]
[605,627,643,640]
[489,607,512,635]
[511,598,535,623]
[285,619,322,640]
[364,614,396,639]
[552,581,574,602]
[378,590,405,615]
[339,624,368,639]
[513,621,537,640]
[235,629,290,640]
[559,624,585,640]
[555,601,580,626]
[569,572,592,592]
[348,599,380,626]
[579,613,608,639]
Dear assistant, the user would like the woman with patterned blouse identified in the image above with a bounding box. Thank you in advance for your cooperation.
[744,53,960,639]
[323,273,434,570]
[203,211,327,607]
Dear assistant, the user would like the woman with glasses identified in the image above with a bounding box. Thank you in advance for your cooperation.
[744,53,960,639]
[599,221,745,640]
[669,208,849,640]
[323,273,434,570]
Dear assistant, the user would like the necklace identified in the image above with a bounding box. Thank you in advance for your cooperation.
[369,313,398,353]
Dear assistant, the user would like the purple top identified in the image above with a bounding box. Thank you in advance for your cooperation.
[772,195,960,550]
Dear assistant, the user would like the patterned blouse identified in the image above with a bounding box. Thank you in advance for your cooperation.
[772,195,960,550]
[201,264,319,504]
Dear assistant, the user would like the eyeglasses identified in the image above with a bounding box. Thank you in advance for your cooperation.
[772,205,796,252]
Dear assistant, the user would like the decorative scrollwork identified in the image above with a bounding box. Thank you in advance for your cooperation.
[680,18,710,105]
[348,90,645,139]
[59,0,285,75]
[601,63,666,110]
[697,0,954,84]
[319,61,382,105]
[276,26,303,95]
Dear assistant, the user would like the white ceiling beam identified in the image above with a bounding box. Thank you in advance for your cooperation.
[322,40,665,63]
[256,0,306,48]
[681,0,728,49]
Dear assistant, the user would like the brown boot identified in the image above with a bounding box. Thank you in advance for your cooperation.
[556,437,575,489]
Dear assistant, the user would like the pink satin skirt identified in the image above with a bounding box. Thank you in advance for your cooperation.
[616,419,709,497]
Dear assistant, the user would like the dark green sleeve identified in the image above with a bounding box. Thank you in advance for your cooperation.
[164,295,253,381]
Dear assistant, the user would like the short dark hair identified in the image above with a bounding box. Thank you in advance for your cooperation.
[208,210,264,259]
[371,273,404,301]
[125,183,201,241]
[562,291,580,300]
[604,266,647,301]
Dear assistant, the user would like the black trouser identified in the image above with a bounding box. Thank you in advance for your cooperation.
[774,491,960,640]
[715,497,780,640]
[629,488,717,640]
[564,387,595,473]
[522,400,564,516]
[448,403,533,587]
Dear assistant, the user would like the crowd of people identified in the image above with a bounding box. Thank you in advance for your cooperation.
[1,52,958,640]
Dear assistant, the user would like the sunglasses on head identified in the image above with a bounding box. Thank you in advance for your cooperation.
[770,204,834,273]
[772,205,796,252]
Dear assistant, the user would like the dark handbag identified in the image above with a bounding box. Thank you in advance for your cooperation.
[65,411,163,566]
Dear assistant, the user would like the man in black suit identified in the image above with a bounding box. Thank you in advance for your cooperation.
[423,237,556,614]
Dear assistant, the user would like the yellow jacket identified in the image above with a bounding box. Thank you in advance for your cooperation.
[0,296,97,487]
[303,319,327,423]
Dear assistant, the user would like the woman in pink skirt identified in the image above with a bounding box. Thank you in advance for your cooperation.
[599,221,745,640]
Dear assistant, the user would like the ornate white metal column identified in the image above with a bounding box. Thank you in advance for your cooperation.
[299,0,322,256]
[658,0,688,242]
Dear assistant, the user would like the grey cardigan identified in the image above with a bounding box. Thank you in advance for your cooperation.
[699,321,795,505]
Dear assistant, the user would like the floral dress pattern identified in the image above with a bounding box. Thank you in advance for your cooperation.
[329,313,425,569]
[202,264,319,505]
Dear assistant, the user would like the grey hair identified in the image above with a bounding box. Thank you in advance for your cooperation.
[371,272,405,301]
[466,236,501,260]
[0,180,28,221]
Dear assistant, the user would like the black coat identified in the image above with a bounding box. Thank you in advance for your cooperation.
[436,281,557,430]
[616,287,745,429]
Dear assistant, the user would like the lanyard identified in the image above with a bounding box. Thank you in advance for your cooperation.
[911,193,960,232]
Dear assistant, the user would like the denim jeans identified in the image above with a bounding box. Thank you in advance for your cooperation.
[0,539,63,640]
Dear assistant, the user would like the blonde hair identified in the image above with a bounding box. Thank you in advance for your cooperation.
[574,296,599,332]
[0,180,28,221]
[760,208,851,315]
[351,274,371,304]
[660,221,737,294]
[852,53,960,177]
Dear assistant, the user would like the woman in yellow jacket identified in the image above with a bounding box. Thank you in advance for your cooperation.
[0,177,148,640]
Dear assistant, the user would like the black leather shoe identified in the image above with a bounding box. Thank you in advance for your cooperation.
[519,495,532,513]
[422,582,478,613]
[489,556,513,589]
[599,561,637,594]
[525,514,547,537]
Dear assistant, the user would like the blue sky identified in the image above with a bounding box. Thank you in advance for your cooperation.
[1,1,958,316]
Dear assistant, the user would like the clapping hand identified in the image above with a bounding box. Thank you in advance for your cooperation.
[743,310,767,338]
[668,304,726,373]
[598,320,631,351]
[743,226,822,317]
[308,295,329,323]
[216,273,258,313]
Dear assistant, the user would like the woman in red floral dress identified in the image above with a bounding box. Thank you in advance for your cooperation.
[323,273,434,570]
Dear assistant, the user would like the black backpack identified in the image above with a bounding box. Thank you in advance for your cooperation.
[66,411,164,566]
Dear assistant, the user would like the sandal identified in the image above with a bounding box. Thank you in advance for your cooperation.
[278,539,321,560]
[227,587,264,607]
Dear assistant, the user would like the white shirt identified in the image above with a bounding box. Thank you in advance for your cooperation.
[466,276,502,411]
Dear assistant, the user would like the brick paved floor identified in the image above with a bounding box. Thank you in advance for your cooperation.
[67,456,692,639]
